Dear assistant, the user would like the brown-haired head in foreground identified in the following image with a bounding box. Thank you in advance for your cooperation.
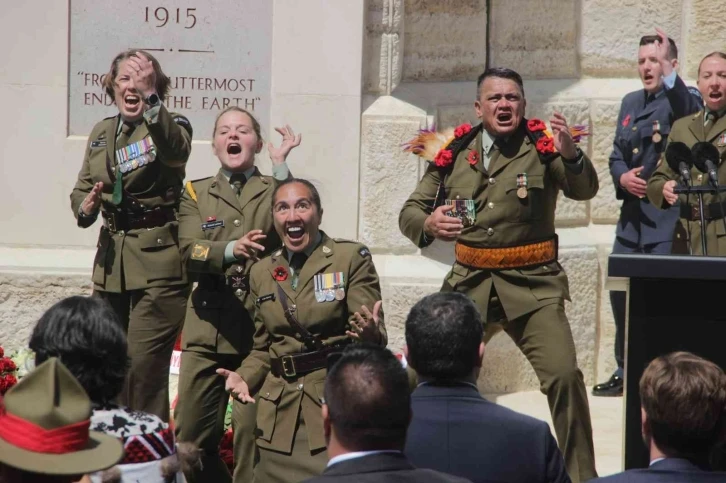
[640,351,726,465]
[102,50,170,101]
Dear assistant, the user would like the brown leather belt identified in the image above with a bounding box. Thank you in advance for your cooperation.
[680,201,726,221]
[455,237,558,270]
[270,344,347,378]
[102,207,176,233]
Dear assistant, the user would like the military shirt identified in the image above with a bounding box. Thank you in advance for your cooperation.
[70,104,192,292]
[237,232,386,454]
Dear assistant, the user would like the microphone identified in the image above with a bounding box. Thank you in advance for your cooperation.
[692,141,720,187]
[665,141,694,183]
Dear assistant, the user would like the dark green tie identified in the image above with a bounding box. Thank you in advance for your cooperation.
[230,173,246,198]
[705,111,719,131]
[112,121,135,206]
[290,253,307,291]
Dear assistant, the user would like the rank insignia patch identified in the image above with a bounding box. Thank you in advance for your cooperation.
[191,243,210,261]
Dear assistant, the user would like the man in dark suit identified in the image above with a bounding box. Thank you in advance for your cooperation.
[596,29,702,397]
[302,344,471,483]
[403,292,570,483]
[592,352,726,482]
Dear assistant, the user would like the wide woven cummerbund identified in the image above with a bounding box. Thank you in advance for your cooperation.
[455,236,557,270]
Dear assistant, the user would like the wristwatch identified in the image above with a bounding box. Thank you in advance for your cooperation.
[563,146,583,164]
[145,92,160,107]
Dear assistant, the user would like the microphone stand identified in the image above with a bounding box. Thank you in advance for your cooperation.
[674,185,726,255]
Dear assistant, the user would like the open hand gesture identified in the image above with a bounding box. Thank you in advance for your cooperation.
[216,368,255,404]
[348,301,383,344]
[81,182,104,216]
[268,125,302,165]
[550,112,577,160]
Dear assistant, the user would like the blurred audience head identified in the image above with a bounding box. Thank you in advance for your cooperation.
[405,292,484,382]
[640,351,726,467]
[323,344,410,454]
[30,296,129,405]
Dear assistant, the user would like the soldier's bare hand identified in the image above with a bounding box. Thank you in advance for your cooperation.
[654,28,675,78]
[550,112,577,160]
[232,229,267,261]
[81,182,104,216]
[348,301,382,344]
[663,179,678,205]
[268,125,301,165]
[620,167,647,198]
[424,205,463,241]
[126,52,157,99]
[216,368,255,404]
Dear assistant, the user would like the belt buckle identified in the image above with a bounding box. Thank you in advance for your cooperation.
[281,355,297,378]
[691,204,701,220]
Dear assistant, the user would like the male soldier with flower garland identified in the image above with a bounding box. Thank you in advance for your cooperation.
[399,67,599,483]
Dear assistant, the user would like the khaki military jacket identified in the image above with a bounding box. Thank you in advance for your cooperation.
[70,105,192,292]
[648,110,726,255]
[178,168,282,354]
[399,124,599,320]
[237,232,386,454]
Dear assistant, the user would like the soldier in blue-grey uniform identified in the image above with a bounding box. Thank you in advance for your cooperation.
[595,29,702,397]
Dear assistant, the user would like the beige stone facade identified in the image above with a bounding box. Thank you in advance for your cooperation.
[2,1,726,393]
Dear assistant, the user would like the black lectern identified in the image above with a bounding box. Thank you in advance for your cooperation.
[608,253,726,469]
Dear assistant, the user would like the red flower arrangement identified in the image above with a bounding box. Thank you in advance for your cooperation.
[219,428,234,472]
[0,346,19,396]
[536,136,555,154]
[454,123,472,138]
[433,123,475,168]
[467,151,479,166]
[273,266,288,282]
[527,119,547,132]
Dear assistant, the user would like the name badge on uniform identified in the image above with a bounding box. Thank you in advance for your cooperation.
[516,173,528,199]
[315,272,345,302]
[116,136,157,174]
[652,120,662,143]
[256,293,275,306]
[445,198,476,227]
[718,133,726,147]
[91,139,107,148]
[201,216,225,230]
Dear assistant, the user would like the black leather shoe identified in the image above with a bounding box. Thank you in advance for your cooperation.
[592,374,623,397]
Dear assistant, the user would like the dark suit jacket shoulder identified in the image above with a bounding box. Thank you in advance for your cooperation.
[405,383,570,483]
[302,452,472,482]
[591,458,726,482]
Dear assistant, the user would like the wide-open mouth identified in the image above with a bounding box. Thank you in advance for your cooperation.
[227,143,242,155]
[643,73,654,82]
[124,95,141,107]
[496,111,513,123]
[286,225,304,240]
[709,91,724,101]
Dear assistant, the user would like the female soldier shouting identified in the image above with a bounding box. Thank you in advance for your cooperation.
[70,50,192,422]
[176,106,300,483]
[218,178,386,482]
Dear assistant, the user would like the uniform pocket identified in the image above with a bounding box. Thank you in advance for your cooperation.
[256,378,285,443]
[503,174,545,221]
[138,224,182,282]
[92,231,110,285]
[521,262,569,300]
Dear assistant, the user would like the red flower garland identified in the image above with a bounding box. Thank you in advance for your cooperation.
[536,136,555,154]
[433,123,475,168]
[527,119,547,132]
[467,151,479,166]
[0,347,18,396]
[434,149,453,167]
[273,266,288,282]
[219,428,234,472]
[454,123,472,138]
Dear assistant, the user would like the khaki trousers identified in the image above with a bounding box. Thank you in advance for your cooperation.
[95,284,188,422]
[479,293,597,483]
[175,350,258,483]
